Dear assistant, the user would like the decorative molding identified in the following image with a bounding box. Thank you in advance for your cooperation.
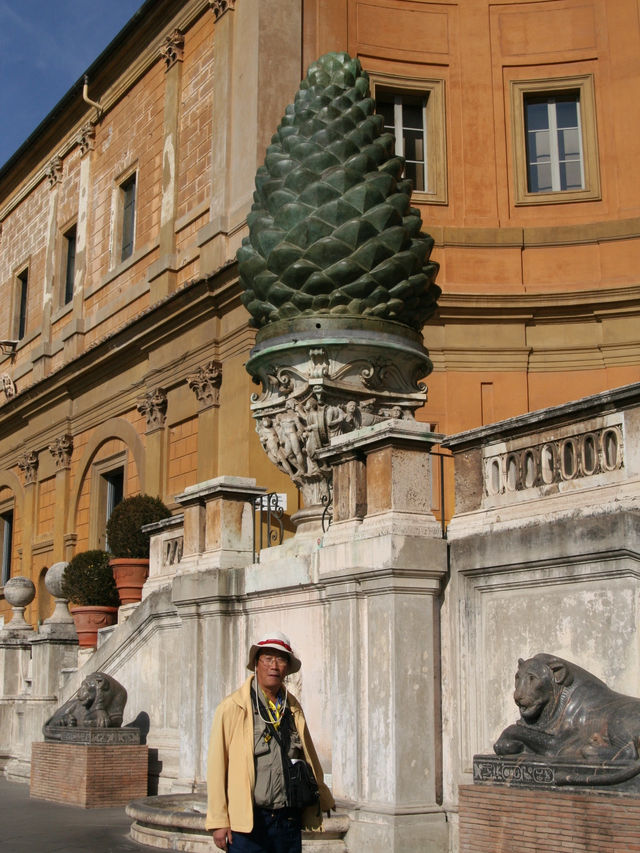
[187,360,222,409]
[76,123,96,155]
[484,425,624,497]
[160,29,185,69]
[45,156,63,187]
[48,434,74,470]
[1,374,16,399]
[137,387,168,431]
[18,451,39,485]
[210,0,236,20]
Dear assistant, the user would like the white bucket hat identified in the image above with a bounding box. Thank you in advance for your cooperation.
[247,630,302,673]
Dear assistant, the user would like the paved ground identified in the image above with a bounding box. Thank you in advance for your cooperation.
[0,776,149,852]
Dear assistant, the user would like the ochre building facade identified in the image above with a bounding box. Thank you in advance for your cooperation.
[0,0,638,625]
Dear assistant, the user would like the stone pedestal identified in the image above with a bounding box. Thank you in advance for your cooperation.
[317,420,449,853]
[459,784,640,853]
[30,741,148,807]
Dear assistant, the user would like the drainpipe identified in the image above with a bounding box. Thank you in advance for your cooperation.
[82,75,103,121]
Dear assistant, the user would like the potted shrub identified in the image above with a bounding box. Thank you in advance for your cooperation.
[106,494,171,604]
[61,550,120,647]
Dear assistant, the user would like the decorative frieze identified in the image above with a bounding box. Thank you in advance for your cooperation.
[161,29,185,69]
[484,424,624,496]
[45,156,63,187]
[76,122,95,155]
[187,361,222,409]
[137,388,168,431]
[48,434,74,470]
[18,451,39,485]
[210,0,235,20]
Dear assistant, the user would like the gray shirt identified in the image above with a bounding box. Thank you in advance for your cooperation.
[252,700,304,808]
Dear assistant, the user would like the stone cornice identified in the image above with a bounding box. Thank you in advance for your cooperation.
[427,217,640,248]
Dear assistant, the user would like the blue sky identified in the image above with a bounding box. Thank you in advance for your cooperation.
[0,0,143,168]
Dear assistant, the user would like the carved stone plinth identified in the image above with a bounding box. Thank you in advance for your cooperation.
[42,726,141,745]
[30,741,148,808]
[474,754,640,793]
[246,316,432,527]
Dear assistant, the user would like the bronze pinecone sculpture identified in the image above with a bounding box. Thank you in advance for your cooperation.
[238,52,440,331]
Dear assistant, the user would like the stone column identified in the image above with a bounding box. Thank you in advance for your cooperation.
[147,29,184,301]
[317,420,449,853]
[138,388,168,500]
[187,360,222,482]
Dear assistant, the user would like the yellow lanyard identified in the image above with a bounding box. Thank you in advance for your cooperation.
[262,690,285,730]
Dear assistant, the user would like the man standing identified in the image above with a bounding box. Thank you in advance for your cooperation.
[206,631,335,852]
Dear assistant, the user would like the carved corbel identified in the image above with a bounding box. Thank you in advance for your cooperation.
[161,29,185,69]
[138,388,168,431]
[1,374,15,399]
[46,156,63,187]
[187,361,222,409]
[76,123,96,155]
[49,434,74,471]
[18,451,39,485]
[210,0,236,21]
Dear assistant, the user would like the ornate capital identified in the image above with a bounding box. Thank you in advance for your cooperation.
[161,29,185,69]
[210,0,236,20]
[76,122,95,155]
[1,374,15,399]
[18,451,39,485]
[49,434,74,470]
[46,156,63,187]
[187,361,222,409]
[138,387,168,431]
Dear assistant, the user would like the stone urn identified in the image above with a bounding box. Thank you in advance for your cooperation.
[238,52,440,531]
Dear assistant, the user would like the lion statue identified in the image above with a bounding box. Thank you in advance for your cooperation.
[494,653,640,774]
[44,672,127,737]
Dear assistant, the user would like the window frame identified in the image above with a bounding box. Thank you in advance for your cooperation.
[110,165,138,268]
[62,223,77,306]
[0,506,13,587]
[369,73,448,205]
[89,452,127,550]
[510,74,600,206]
[120,173,137,262]
[13,265,29,341]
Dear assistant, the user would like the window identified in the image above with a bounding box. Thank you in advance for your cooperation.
[103,467,124,551]
[377,92,428,191]
[371,75,447,204]
[63,225,77,305]
[511,75,600,205]
[16,268,28,340]
[120,174,137,262]
[1,510,13,586]
[89,454,126,550]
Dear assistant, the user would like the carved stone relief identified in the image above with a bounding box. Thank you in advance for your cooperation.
[76,123,96,155]
[1,374,15,399]
[49,434,74,470]
[45,156,63,187]
[138,388,168,431]
[18,451,39,485]
[187,361,222,409]
[161,29,185,69]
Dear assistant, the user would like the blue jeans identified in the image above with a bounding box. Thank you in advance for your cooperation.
[229,807,302,853]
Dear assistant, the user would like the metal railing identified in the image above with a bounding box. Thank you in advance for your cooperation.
[253,493,285,563]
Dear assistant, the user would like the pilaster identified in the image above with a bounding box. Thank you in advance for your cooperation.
[147,29,185,301]
[138,388,168,499]
[187,360,222,482]
[48,434,73,562]
[32,159,61,381]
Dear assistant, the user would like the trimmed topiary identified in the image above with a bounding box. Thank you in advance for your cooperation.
[61,550,120,607]
[238,51,440,330]
[106,494,172,559]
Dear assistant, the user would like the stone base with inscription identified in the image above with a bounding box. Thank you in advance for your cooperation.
[473,754,640,793]
[459,755,640,852]
[30,741,148,808]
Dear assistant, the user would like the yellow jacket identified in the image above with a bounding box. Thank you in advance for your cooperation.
[206,675,335,832]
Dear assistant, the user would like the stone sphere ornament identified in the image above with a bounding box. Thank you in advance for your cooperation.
[44,562,68,599]
[3,576,36,631]
[43,562,75,628]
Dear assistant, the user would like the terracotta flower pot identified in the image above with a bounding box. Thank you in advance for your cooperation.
[110,557,149,604]
[70,605,118,648]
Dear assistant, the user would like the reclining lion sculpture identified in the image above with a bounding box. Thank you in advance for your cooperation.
[494,653,640,784]
[44,671,127,736]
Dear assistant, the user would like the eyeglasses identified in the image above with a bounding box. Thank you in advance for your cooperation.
[258,654,289,667]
